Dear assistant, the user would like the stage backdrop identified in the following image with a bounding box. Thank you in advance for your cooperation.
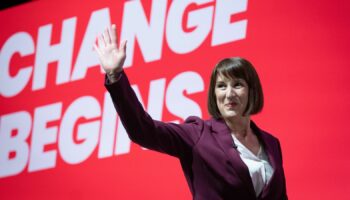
[1,0,350,199]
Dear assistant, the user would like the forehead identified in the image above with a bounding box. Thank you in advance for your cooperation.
[216,73,244,82]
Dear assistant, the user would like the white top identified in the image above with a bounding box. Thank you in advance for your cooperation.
[231,134,274,197]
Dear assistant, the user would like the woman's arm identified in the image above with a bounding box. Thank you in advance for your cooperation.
[95,25,203,157]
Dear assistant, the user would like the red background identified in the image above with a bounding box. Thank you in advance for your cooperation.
[1,0,350,199]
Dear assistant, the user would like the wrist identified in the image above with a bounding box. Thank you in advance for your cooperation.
[106,70,123,83]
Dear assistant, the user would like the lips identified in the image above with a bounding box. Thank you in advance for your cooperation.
[225,102,238,108]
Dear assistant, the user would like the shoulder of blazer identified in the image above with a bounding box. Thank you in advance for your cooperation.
[183,116,222,145]
[183,116,206,144]
[251,121,279,145]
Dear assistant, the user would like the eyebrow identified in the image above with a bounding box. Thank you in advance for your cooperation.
[216,78,245,83]
[215,81,226,85]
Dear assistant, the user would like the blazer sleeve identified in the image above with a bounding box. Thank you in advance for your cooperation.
[277,139,288,200]
[104,71,203,158]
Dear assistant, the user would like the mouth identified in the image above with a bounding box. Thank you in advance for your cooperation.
[225,102,238,108]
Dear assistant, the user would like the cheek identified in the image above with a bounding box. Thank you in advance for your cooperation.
[215,91,224,103]
[214,90,219,102]
[214,94,223,113]
[241,91,249,105]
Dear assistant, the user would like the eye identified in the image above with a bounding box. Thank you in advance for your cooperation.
[234,82,244,88]
[216,82,226,89]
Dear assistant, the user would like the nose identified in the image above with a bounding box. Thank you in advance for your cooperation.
[226,85,236,99]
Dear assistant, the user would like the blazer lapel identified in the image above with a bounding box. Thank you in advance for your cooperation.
[210,118,256,196]
[251,122,277,171]
[251,122,278,198]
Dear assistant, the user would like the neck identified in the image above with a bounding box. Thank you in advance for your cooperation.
[224,116,251,137]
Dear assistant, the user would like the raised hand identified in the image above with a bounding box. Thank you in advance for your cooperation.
[94,24,127,76]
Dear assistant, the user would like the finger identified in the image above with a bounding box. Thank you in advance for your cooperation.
[97,35,106,48]
[110,24,117,45]
[103,28,111,44]
[93,43,102,57]
[119,40,127,53]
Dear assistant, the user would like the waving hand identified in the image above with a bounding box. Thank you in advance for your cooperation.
[94,24,127,76]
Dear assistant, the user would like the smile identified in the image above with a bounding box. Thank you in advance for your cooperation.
[225,102,238,108]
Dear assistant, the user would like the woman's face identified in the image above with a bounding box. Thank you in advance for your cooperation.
[215,74,249,119]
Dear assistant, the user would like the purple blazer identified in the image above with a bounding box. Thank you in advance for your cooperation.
[105,71,288,200]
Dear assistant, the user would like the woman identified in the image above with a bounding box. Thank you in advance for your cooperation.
[94,25,288,200]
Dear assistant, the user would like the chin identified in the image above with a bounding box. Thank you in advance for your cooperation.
[222,112,240,119]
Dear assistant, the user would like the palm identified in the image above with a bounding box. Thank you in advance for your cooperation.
[94,25,126,74]
[99,44,125,73]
